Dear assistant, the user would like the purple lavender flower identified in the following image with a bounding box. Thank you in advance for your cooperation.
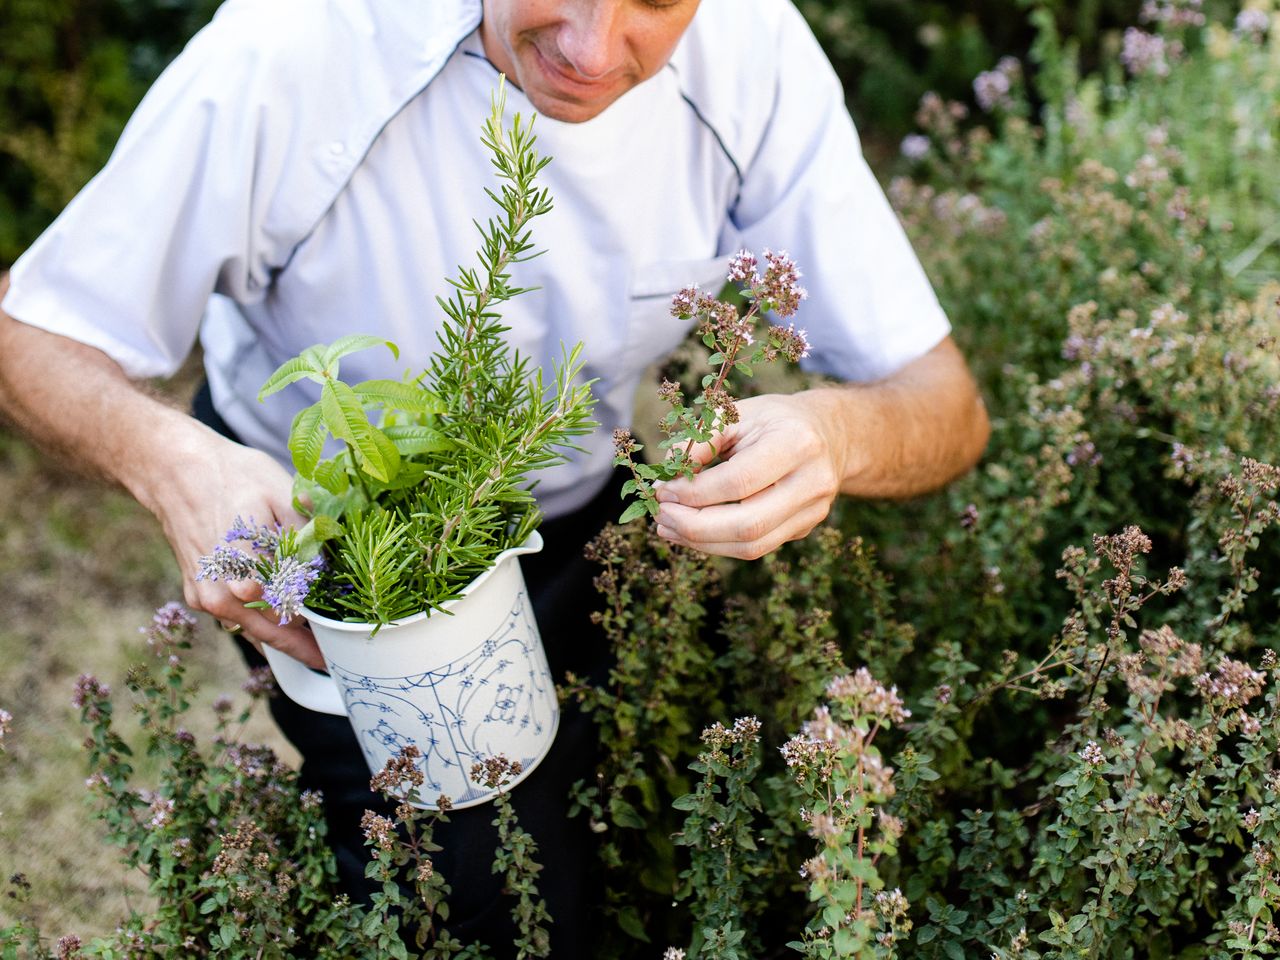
[196,543,257,583]
[223,515,258,542]
[223,514,283,551]
[261,555,324,624]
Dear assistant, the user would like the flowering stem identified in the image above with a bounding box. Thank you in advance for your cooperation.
[680,304,760,463]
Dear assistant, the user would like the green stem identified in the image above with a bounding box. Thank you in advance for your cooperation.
[347,443,375,504]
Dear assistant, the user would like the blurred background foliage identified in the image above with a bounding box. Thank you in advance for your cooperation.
[0,0,220,264]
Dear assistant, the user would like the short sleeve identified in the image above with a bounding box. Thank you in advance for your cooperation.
[728,2,950,383]
[0,6,298,379]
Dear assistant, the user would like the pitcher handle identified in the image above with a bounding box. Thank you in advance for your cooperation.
[261,644,347,716]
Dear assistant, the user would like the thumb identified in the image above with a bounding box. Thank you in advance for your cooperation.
[679,417,741,469]
[657,422,739,503]
[228,579,263,604]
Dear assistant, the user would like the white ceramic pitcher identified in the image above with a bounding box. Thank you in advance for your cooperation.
[261,532,557,809]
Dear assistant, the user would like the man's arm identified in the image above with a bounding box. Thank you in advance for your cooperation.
[0,276,323,667]
[653,335,990,559]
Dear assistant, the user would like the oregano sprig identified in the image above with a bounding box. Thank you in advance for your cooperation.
[613,250,810,524]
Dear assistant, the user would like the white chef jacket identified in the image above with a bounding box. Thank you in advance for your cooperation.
[2,0,950,518]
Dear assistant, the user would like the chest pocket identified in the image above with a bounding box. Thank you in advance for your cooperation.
[625,254,733,365]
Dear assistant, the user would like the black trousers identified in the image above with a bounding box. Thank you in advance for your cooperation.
[194,383,614,958]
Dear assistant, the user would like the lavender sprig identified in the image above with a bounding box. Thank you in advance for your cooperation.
[261,555,325,625]
[196,517,324,625]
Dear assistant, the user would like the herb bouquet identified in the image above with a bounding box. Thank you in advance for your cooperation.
[200,85,595,629]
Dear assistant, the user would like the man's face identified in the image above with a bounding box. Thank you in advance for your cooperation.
[480,0,701,123]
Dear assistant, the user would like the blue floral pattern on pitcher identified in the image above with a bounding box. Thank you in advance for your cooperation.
[327,589,557,805]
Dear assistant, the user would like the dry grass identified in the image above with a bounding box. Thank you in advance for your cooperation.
[0,365,297,939]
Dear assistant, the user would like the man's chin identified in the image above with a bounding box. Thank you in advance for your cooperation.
[522,87,617,124]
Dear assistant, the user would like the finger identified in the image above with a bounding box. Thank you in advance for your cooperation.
[656,477,803,545]
[672,434,726,470]
[196,582,325,670]
[655,424,742,499]
[658,503,830,561]
[656,442,790,509]
[227,578,262,604]
[238,609,326,671]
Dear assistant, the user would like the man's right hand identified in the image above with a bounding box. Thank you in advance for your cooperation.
[0,292,324,669]
[149,428,326,670]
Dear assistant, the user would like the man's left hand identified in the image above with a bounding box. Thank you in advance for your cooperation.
[651,336,992,560]
[654,392,847,560]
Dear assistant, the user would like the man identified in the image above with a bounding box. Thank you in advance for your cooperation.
[0,0,989,953]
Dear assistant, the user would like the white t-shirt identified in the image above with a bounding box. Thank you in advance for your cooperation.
[2,0,949,517]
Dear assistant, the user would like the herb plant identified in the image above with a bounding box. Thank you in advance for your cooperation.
[198,84,596,625]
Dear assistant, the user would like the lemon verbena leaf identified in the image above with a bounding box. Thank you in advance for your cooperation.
[321,379,397,483]
[287,403,327,479]
[319,336,400,377]
[351,379,447,416]
[382,424,454,456]
[258,355,323,401]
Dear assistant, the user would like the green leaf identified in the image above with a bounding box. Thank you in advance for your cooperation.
[378,461,432,492]
[258,354,323,400]
[352,379,446,415]
[320,335,399,374]
[610,798,646,829]
[294,515,344,559]
[616,906,651,942]
[287,402,328,479]
[321,380,399,483]
[312,457,351,495]
[619,500,649,524]
[383,424,454,456]
[371,428,402,484]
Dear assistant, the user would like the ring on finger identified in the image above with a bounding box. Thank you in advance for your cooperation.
[219,620,243,635]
